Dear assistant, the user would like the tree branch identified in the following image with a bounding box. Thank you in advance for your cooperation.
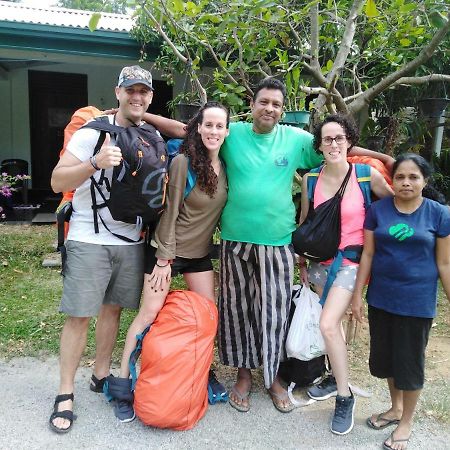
[142,5,187,64]
[204,42,243,90]
[309,2,320,72]
[314,0,365,111]
[257,62,271,78]
[329,0,365,75]
[349,12,450,114]
[393,74,450,86]
[321,10,346,25]
[142,4,207,104]
[233,29,253,94]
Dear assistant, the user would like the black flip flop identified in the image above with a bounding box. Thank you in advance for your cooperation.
[366,413,400,430]
[383,431,410,450]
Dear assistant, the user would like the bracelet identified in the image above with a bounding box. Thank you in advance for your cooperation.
[89,155,100,171]
[156,261,170,268]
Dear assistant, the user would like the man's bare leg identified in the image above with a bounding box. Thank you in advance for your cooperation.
[51,316,91,431]
[92,304,122,380]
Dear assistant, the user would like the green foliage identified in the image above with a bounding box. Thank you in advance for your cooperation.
[134,0,449,117]
[57,0,129,14]
[432,149,450,201]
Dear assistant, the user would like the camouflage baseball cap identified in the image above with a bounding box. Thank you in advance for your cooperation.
[117,65,153,90]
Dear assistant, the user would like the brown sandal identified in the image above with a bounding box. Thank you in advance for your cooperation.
[229,386,250,412]
[267,388,295,413]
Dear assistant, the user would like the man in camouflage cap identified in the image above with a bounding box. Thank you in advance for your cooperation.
[49,65,155,432]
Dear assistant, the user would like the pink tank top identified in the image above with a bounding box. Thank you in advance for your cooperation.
[314,166,365,266]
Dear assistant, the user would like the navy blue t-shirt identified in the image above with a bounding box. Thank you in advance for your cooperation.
[364,197,450,318]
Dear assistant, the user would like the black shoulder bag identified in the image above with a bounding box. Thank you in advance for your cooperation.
[292,163,352,262]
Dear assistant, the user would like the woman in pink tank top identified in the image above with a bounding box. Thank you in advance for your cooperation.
[298,114,392,436]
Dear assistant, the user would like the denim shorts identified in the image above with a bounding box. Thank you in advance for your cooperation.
[60,240,144,317]
[308,262,358,293]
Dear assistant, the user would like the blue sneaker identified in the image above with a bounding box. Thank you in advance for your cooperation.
[208,369,228,405]
[331,390,355,435]
[114,399,136,423]
[307,375,337,401]
[103,376,135,423]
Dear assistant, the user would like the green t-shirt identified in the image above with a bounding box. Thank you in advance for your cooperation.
[220,122,323,245]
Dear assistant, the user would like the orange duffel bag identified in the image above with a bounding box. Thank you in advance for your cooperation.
[347,155,393,187]
[132,290,218,430]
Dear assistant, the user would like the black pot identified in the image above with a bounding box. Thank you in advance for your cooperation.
[366,135,385,152]
[418,98,450,118]
[377,116,391,129]
[175,103,200,123]
[12,205,40,222]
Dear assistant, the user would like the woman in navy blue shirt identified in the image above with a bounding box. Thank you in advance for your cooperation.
[351,153,450,450]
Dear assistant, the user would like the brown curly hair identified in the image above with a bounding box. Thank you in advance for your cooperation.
[180,101,229,198]
[312,113,360,154]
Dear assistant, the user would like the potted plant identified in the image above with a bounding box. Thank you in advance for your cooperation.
[0,172,39,221]
[418,98,450,118]
[281,67,310,129]
[168,91,201,124]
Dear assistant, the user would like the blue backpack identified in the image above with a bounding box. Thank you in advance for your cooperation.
[307,163,372,209]
[166,139,197,198]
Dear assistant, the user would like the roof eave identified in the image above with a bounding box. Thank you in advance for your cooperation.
[0,21,159,60]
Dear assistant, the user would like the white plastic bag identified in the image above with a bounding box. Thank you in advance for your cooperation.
[285,284,326,361]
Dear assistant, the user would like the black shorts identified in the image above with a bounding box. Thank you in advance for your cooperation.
[144,244,213,276]
[368,305,432,391]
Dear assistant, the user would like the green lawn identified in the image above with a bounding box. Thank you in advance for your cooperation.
[1,222,449,422]
[0,224,187,362]
[1,222,449,362]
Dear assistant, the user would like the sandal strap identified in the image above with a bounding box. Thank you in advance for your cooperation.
[50,409,74,423]
[54,393,74,405]
[268,388,288,401]
[231,386,250,402]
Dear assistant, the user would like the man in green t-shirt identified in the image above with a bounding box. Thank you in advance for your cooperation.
[217,78,393,414]
[143,78,393,414]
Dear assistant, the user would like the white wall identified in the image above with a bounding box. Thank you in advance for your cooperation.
[0,59,165,178]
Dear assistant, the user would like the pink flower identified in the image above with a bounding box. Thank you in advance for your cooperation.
[0,173,29,199]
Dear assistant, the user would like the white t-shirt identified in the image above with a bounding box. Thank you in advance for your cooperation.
[66,115,142,245]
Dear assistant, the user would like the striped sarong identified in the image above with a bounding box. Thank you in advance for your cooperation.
[218,240,295,388]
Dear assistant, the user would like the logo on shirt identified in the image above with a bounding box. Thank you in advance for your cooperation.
[274,155,288,166]
[389,223,414,241]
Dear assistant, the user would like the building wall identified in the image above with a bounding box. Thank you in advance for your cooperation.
[0,60,167,184]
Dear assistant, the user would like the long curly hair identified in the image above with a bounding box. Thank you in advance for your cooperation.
[180,101,229,198]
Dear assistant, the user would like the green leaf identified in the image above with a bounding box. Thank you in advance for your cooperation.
[226,93,243,106]
[172,0,184,12]
[88,13,101,32]
[326,59,334,71]
[429,11,447,29]
[365,0,379,18]
[399,38,411,46]
[399,3,415,13]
